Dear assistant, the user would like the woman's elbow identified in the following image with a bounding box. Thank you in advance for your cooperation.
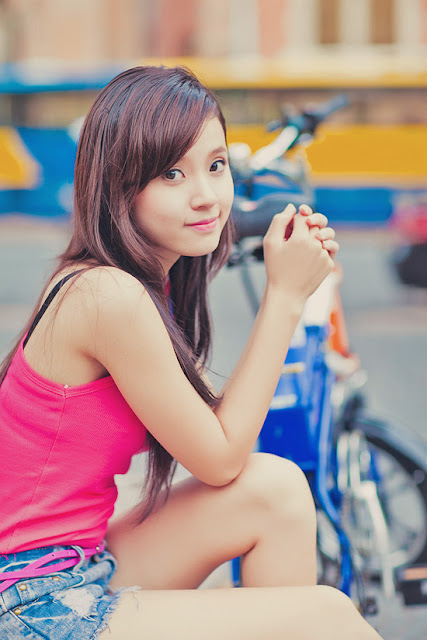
[196,455,244,487]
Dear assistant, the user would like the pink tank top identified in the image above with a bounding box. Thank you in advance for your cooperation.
[0,273,149,553]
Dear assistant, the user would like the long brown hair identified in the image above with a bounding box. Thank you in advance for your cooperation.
[0,65,233,520]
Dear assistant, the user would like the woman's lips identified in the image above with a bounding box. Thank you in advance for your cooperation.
[187,217,218,231]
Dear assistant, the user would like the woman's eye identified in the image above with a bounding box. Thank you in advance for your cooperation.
[210,159,227,173]
[164,169,182,181]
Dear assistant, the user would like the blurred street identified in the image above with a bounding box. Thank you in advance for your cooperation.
[0,214,426,637]
[1,0,427,638]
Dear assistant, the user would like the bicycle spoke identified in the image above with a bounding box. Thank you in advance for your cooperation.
[334,433,427,573]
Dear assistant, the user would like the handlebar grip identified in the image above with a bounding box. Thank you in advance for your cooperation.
[311,94,349,121]
[266,94,349,133]
[231,193,314,241]
[266,119,284,133]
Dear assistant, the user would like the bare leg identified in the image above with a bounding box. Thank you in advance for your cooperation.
[98,585,383,640]
[106,453,317,589]
[102,452,383,639]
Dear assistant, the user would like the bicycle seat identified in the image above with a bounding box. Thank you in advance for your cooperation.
[232,193,314,240]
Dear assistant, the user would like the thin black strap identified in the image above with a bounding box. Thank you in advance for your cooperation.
[23,269,85,349]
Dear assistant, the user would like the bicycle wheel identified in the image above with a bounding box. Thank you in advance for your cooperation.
[318,415,427,583]
[351,416,427,571]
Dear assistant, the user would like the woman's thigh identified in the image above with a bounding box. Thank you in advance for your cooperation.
[106,452,315,590]
[98,585,380,640]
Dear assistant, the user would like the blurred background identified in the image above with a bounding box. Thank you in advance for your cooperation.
[0,1,426,634]
[0,0,426,219]
[1,0,426,427]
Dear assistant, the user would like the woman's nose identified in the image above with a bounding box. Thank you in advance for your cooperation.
[190,177,218,209]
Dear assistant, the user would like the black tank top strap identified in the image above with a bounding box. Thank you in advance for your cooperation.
[23,269,86,349]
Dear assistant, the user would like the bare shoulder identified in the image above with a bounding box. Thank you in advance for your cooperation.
[69,266,168,359]
[74,265,146,297]
[45,264,164,359]
[77,264,161,319]
[60,265,154,316]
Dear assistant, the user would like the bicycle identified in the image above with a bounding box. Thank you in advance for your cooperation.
[227,98,427,613]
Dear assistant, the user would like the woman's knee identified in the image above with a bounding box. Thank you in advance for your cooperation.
[315,586,379,638]
[234,452,316,520]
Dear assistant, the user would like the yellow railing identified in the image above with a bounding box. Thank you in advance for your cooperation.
[227,124,427,185]
[1,123,426,191]
[0,128,39,189]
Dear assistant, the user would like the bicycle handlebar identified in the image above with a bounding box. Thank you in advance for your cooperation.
[311,93,349,122]
[231,95,348,241]
[267,94,349,135]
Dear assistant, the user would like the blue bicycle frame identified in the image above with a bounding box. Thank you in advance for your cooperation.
[231,318,354,595]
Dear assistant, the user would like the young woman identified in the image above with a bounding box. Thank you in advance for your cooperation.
[0,66,382,640]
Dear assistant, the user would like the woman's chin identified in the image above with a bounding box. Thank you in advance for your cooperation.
[181,233,223,258]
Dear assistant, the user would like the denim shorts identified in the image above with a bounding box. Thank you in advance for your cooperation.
[0,544,129,640]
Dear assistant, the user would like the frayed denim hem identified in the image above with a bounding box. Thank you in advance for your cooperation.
[0,545,130,640]
[91,586,142,638]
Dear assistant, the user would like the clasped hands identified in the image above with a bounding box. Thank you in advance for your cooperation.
[287,204,339,260]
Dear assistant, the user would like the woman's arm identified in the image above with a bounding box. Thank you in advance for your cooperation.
[213,207,335,475]
[85,207,336,486]
[213,287,303,473]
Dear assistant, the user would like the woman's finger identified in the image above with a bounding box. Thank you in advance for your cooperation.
[298,204,313,216]
[306,212,328,230]
[315,227,336,241]
[320,239,339,258]
[281,203,297,216]
[288,211,312,239]
[264,203,296,241]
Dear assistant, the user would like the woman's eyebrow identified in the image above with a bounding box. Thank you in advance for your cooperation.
[180,145,228,163]
[210,146,227,155]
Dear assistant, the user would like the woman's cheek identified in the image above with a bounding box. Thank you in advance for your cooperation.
[222,177,235,218]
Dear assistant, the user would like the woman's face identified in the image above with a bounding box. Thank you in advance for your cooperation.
[133,116,234,274]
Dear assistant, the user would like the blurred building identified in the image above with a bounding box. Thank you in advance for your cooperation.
[0,0,425,222]
[0,0,426,63]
